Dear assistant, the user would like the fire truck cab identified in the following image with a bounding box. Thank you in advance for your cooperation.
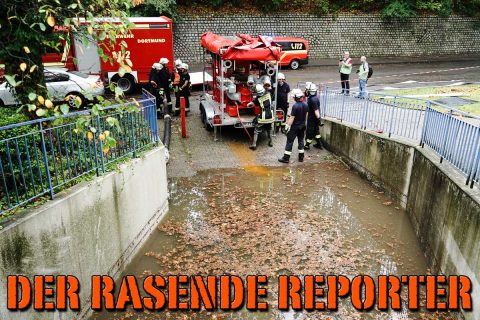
[199,32,285,139]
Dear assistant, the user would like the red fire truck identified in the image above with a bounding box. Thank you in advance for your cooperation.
[199,32,285,139]
[1,17,174,94]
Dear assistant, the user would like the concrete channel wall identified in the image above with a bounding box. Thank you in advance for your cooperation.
[322,120,480,320]
[173,13,480,62]
[0,147,169,320]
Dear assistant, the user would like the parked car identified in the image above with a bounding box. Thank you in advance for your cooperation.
[0,68,104,107]
[273,37,309,70]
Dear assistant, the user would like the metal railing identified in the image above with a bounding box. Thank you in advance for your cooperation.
[321,87,426,141]
[0,89,158,215]
[421,102,480,188]
[318,86,480,188]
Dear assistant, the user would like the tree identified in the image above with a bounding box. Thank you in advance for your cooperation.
[0,0,140,118]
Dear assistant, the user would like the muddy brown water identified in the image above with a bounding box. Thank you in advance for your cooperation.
[91,160,459,320]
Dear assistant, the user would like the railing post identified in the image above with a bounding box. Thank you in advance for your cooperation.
[152,97,159,144]
[387,96,397,138]
[96,115,106,173]
[419,101,431,147]
[361,94,370,130]
[466,126,480,186]
[129,112,137,158]
[39,122,54,200]
[440,109,453,164]
[340,91,345,122]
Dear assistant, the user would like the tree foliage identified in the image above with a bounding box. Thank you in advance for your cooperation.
[0,0,137,118]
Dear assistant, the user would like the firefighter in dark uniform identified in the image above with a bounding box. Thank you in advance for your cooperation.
[278,89,308,163]
[275,72,290,133]
[304,82,323,150]
[159,57,172,114]
[249,84,274,150]
[148,63,162,119]
[174,63,190,115]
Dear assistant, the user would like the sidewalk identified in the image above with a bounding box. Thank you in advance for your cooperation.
[308,54,480,67]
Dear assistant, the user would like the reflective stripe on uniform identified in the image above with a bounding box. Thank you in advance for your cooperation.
[315,135,321,139]
[306,139,313,143]
[298,149,304,153]
[284,151,292,155]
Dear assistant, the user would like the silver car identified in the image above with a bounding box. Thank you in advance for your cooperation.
[0,68,104,107]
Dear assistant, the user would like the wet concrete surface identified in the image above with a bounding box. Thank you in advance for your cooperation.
[161,93,328,178]
[91,161,460,320]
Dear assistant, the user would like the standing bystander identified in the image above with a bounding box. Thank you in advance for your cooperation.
[356,56,369,98]
[339,51,352,95]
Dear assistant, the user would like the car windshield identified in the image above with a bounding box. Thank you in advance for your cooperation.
[68,71,89,78]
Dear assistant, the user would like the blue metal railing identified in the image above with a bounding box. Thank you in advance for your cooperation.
[0,89,157,215]
[319,86,480,188]
[321,87,426,141]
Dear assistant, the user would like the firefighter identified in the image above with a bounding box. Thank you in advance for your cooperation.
[304,82,323,150]
[263,77,273,99]
[148,63,163,118]
[170,60,183,114]
[275,73,290,133]
[278,89,308,163]
[248,84,274,150]
[159,57,172,114]
[174,63,190,115]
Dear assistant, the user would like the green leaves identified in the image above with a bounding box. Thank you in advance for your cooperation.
[114,86,124,97]
[5,75,17,87]
[28,92,37,101]
[36,108,47,117]
[60,104,69,115]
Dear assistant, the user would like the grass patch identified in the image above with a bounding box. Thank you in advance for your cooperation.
[381,84,480,115]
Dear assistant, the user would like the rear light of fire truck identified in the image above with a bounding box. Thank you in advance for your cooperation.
[213,115,222,125]
[276,110,284,121]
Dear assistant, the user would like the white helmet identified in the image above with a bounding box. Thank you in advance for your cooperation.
[277,73,286,80]
[255,84,266,95]
[292,88,304,100]
[263,78,271,87]
[182,63,189,70]
[159,57,169,65]
[152,63,162,70]
[175,59,183,67]
[306,82,318,95]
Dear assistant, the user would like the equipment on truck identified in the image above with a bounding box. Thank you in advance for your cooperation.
[199,32,285,140]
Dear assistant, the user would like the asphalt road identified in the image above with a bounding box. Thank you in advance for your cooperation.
[189,55,480,92]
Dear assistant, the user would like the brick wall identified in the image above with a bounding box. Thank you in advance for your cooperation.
[173,13,480,62]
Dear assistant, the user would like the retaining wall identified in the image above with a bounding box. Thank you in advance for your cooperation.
[0,146,169,320]
[321,120,480,320]
[173,13,480,62]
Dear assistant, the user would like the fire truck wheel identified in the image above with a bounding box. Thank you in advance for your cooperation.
[64,93,85,109]
[202,110,213,131]
[115,74,136,95]
[289,59,300,70]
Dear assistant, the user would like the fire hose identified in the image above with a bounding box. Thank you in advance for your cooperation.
[235,102,253,142]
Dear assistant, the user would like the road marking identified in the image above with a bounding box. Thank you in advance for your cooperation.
[321,65,480,85]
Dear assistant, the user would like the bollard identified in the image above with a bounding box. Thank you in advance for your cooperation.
[180,96,187,138]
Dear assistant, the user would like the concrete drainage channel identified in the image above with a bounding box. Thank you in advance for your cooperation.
[322,119,479,320]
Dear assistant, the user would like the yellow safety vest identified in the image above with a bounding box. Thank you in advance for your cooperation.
[257,94,274,124]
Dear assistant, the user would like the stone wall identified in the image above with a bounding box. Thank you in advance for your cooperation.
[173,13,480,62]
[321,120,480,320]
[0,147,169,320]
